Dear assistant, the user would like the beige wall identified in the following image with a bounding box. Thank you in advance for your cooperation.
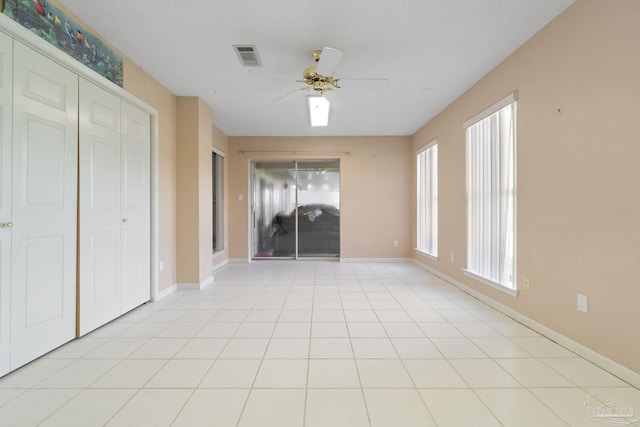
[175,97,214,285]
[197,101,214,282]
[175,98,200,284]
[228,136,412,260]
[412,0,640,373]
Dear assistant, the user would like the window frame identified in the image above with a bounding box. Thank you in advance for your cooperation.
[463,92,517,296]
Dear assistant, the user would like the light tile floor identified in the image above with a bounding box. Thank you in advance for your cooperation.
[0,261,638,426]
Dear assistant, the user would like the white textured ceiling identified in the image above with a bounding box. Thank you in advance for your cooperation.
[57,0,574,137]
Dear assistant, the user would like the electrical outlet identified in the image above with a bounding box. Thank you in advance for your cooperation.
[523,277,530,290]
[393,240,399,248]
[577,293,588,313]
[159,260,164,272]
[450,252,455,262]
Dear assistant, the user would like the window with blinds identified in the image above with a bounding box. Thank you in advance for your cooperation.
[464,93,516,291]
[417,141,438,257]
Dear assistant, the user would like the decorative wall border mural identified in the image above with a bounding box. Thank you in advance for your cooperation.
[2,0,123,87]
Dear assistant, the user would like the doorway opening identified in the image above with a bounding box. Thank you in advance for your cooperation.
[252,160,340,259]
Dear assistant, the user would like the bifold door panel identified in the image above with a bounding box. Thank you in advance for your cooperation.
[9,41,78,371]
[79,80,150,336]
[0,31,13,377]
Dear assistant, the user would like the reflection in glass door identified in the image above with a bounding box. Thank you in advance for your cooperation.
[296,161,340,257]
[252,160,340,259]
[252,161,296,258]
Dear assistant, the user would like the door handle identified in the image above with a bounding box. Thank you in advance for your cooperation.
[1,222,12,228]
[122,218,128,223]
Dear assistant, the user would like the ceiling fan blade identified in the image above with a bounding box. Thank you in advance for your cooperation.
[316,47,343,76]
[324,91,346,110]
[273,87,306,104]
[390,80,434,91]
[339,78,390,90]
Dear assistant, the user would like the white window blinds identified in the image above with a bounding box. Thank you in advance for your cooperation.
[417,142,438,257]
[465,94,516,289]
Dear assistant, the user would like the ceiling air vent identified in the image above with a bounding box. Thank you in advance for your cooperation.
[233,45,262,67]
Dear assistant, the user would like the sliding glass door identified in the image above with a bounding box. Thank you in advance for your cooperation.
[252,160,340,259]
[296,161,340,257]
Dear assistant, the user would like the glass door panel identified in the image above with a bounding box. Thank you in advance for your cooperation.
[296,160,340,258]
[252,161,296,258]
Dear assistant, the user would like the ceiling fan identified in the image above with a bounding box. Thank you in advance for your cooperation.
[298,47,344,94]
[275,47,390,109]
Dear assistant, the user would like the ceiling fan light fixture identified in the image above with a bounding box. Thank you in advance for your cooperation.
[298,48,342,94]
[308,96,330,127]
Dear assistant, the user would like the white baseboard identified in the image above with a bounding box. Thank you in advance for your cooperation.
[211,259,229,272]
[201,276,214,289]
[229,258,250,263]
[153,283,177,301]
[178,276,214,291]
[340,258,412,263]
[411,260,640,389]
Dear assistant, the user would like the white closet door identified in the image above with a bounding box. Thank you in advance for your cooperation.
[0,32,13,377]
[78,79,122,336]
[10,42,78,369]
[120,101,150,312]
